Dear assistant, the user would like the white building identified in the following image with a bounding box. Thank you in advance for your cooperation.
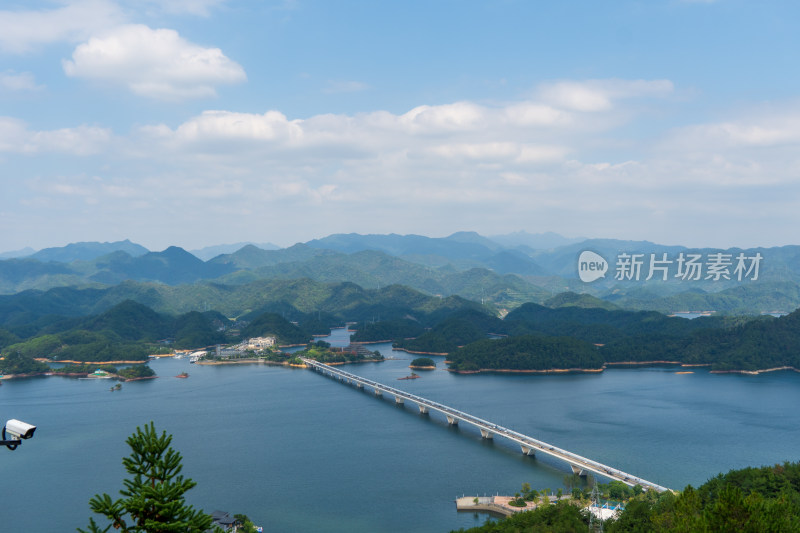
[244,336,276,351]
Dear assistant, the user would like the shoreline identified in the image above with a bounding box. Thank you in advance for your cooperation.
[605,360,682,366]
[196,358,278,366]
[447,367,605,375]
[455,495,571,516]
[45,359,149,365]
[710,366,800,375]
[392,347,449,356]
[196,357,385,367]
[446,361,800,375]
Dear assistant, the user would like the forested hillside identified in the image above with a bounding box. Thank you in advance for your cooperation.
[452,461,800,533]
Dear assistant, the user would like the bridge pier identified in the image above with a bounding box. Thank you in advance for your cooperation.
[570,465,587,476]
[520,445,536,456]
[299,357,671,494]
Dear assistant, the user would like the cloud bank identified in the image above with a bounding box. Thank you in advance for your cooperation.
[62,24,246,100]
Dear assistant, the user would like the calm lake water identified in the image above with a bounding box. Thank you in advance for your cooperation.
[3,327,800,532]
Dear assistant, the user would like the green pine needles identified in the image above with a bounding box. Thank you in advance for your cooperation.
[78,421,216,533]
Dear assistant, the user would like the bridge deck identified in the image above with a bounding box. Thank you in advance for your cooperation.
[301,357,671,493]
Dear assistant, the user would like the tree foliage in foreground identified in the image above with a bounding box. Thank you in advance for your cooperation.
[78,422,216,533]
[452,462,800,533]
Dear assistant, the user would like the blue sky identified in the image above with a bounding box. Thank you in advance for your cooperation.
[2,0,799,252]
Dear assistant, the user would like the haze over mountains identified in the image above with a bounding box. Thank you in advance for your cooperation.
[1,231,799,315]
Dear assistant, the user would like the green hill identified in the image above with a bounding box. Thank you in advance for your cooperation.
[239,312,310,345]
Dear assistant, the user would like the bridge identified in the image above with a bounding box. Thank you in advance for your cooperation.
[301,357,671,493]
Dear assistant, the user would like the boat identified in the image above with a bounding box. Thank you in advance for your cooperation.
[175,372,189,379]
[398,373,420,380]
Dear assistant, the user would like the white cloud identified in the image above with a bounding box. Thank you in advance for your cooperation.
[0,71,43,92]
[0,0,123,53]
[169,110,303,143]
[0,117,111,155]
[133,81,669,164]
[538,79,674,112]
[17,76,797,249]
[665,112,800,149]
[399,102,488,132]
[62,24,247,100]
[504,103,568,127]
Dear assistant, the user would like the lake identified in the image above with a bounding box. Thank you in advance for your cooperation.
[3,327,800,532]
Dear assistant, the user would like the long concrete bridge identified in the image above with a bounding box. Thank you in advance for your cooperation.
[301,357,671,493]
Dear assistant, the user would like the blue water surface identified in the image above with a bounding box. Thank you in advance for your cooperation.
[2,328,799,532]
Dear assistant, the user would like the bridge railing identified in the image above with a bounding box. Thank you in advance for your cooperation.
[301,358,670,492]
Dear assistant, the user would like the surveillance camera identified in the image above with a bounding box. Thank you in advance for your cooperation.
[4,419,36,440]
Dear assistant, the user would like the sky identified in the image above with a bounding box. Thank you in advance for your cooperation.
[2,0,800,252]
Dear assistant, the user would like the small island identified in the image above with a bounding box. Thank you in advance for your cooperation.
[116,364,157,381]
[198,340,384,367]
[409,357,436,370]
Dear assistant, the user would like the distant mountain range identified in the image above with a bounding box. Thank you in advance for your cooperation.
[1,232,798,315]
[30,239,149,262]
[0,247,36,260]
[189,241,280,261]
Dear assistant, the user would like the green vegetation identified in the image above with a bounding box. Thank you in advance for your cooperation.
[78,422,217,533]
[350,318,425,342]
[544,292,620,311]
[239,312,310,345]
[453,462,800,533]
[502,302,735,344]
[1,300,226,364]
[387,301,800,373]
[507,495,527,508]
[0,327,20,349]
[605,462,800,532]
[172,311,226,349]
[396,311,496,353]
[81,300,170,341]
[1,273,799,372]
[5,333,62,359]
[50,363,118,374]
[447,335,604,372]
[602,308,800,371]
[452,501,587,533]
[0,278,486,334]
[233,514,259,533]
[410,357,435,368]
[296,342,384,364]
[117,365,156,380]
[0,351,49,374]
